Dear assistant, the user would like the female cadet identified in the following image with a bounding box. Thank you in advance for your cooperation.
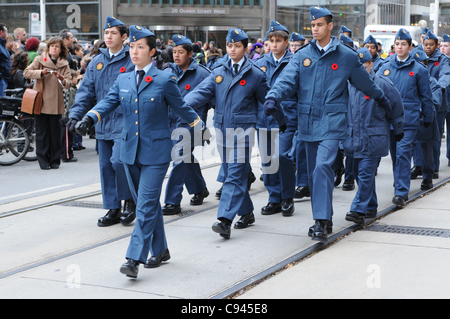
[75,26,203,279]
[184,28,287,240]
[377,28,434,206]
[344,48,404,224]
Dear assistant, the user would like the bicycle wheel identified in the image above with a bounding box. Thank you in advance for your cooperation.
[22,117,37,161]
[0,118,30,165]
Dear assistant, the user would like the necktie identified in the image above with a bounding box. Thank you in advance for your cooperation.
[233,63,239,75]
[137,70,145,88]
[111,55,115,61]
[320,49,325,56]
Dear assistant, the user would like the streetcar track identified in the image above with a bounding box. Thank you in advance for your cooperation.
[1,161,450,298]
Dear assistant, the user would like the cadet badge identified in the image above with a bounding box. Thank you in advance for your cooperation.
[359,53,364,59]
[96,62,103,71]
[261,66,267,72]
[303,58,311,67]
[383,69,390,76]
[215,75,223,84]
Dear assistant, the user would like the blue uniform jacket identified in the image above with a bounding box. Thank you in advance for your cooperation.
[86,65,201,166]
[265,37,386,142]
[254,50,298,129]
[417,77,440,143]
[372,54,384,74]
[377,53,434,130]
[426,49,450,113]
[184,56,287,147]
[164,58,212,131]
[69,46,135,140]
[344,71,405,158]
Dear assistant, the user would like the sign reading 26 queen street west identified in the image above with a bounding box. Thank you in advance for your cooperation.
[160,7,230,15]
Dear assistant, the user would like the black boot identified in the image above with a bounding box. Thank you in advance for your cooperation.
[97,208,122,227]
[121,198,136,226]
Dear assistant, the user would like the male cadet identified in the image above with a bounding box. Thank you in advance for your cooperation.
[377,28,434,206]
[264,6,391,240]
[441,34,450,167]
[68,16,136,226]
[364,35,384,73]
[411,49,441,191]
[289,32,305,53]
[254,20,297,217]
[339,25,352,38]
[184,28,287,239]
[411,27,429,55]
[344,48,404,224]
[161,34,211,215]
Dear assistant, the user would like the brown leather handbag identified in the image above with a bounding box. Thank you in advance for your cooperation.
[21,72,43,115]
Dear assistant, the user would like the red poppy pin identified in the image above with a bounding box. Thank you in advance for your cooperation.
[120,67,126,73]
[365,95,370,100]
[185,84,191,90]
[409,72,415,77]
[331,63,338,70]
[145,76,152,83]
[435,62,439,66]
[240,79,246,86]
[44,57,47,62]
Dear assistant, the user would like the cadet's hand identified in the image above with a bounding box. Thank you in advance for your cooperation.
[395,132,404,142]
[423,122,431,128]
[263,97,277,116]
[75,115,94,136]
[279,123,287,133]
[375,96,392,117]
[67,118,78,133]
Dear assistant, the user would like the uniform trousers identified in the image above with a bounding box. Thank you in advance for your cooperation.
[305,139,340,221]
[413,141,435,181]
[258,127,296,203]
[217,143,253,222]
[35,113,62,169]
[164,137,206,205]
[97,139,132,210]
[295,137,309,187]
[350,157,380,214]
[124,158,170,263]
[390,128,417,198]
[434,111,447,170]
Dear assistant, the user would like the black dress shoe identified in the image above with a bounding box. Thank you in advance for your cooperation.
[392,195,407,206]
[215,186,222,199]
[121,198,136,226]
[281,198,294,217]
[433,170,439,179]
[261,202,282,215]
[234,212,255,229]
[144,249,170,268]
[294,186,310,199]
[342,180,355,191]
[120,259,139,278]
[162,204,181,215]
[212,220,231,239]
[310,220,330,241]
[247,171,256,190]
[421,179,433,190]
[308,219,333,237]
[190,188,209,206]
[410,166,422,179]
[345,211,365,224]
[334,167,345,187]
[97,208,122,227]
[366,210,377,218]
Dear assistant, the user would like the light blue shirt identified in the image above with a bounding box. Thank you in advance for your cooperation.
[135,63,152,83]
[109,46,124,59]
[316,38,332,53]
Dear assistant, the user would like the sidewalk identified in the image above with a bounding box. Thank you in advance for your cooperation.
[1,145,449,299]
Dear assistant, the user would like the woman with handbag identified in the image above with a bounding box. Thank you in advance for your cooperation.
[24,37,71,169]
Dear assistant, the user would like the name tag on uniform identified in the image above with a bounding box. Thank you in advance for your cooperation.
[120,89,130,92]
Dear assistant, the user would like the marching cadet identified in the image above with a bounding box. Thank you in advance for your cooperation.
[289,32,305,53]
[339,25,352,38]
[74,26,204,279]
[184,28,287,240]
[411,49,441,191]
[344,48,405,224]
[377,28,434,206]
[161,34,212,215]
[68,16,136,227]
[254,20,297,217]
[264,6,391,241]
[363,35,384,73]
[441,34,450,167]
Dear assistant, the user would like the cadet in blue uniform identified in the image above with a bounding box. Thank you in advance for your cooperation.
[363,35,384,73]
[69,16,136,227]
[254,20,297,217]
[75,26,203,278]
[289,32,305,53]
[377,28,434,206]
[344,48,405,224]
[161,35,212,215]
[264,7,391,240]
[184,28,287,239]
